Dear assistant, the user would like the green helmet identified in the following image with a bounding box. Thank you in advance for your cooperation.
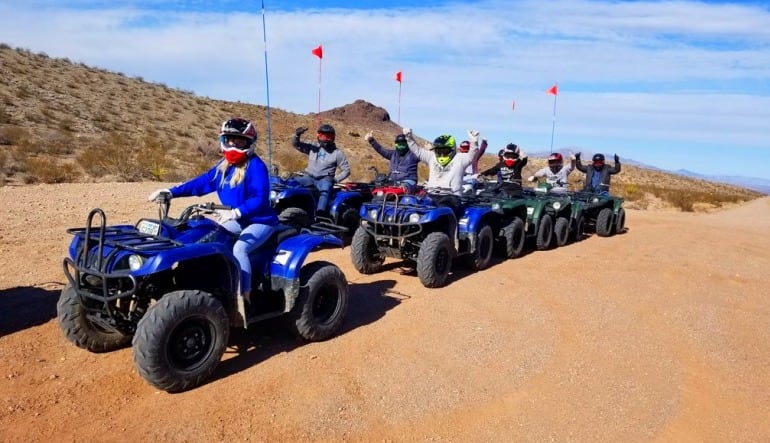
[432,135,456,167]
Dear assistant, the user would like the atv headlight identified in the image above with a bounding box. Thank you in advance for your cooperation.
[368,208,379,220]
[491,202,501,211]
[269,190,278,201]
[408,213,421,223]
[527,207,534,215]
[552,202,562,210]
[128,254,145,271]
[459,217,469,226]
[375,190,384,197]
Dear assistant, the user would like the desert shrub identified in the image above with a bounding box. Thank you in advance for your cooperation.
[58,116,75,132]
[135,135,171,181]
[23,156,80,183]
[618,183,643,202]
[0,104,12,124]
[77,132,140,181]
[41,130,75,155]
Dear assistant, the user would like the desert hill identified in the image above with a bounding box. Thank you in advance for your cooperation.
[0,43,762,211]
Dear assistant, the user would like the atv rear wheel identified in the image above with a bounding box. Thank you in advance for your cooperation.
[279,207,311,229]
[417,232,453,288]
[596,208,614,237]
[338,205,360,244]
[462,224,494,271]
[498,217,525,259]
[350,226,385,274]
[554,216,570,247]
[57,283,132,353]
[288,261,349,341]
[571,216,586,242]
[132,290,229,393]
[536,214,553,250]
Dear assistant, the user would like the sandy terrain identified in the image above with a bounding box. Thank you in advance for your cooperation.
[1,183,769,442]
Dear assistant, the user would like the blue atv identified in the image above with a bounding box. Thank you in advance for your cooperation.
[57,192,349,393]
[350,188,496,288]
[269,172,373,241]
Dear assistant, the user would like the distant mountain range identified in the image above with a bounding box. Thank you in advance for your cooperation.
[527,149,770,195]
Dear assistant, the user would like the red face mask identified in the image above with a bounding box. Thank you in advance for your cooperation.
[503,158,515,167]
[223,148,248,165]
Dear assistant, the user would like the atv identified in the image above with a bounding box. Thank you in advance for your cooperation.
[58,192,349,393]
[367,166,421,201]
[350,188,496,288]
[471,179,529,259]
[269,172,373,241]
[521,180,577,250]
[568,190,626,237]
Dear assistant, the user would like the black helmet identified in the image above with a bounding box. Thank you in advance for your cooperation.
[317,124,336,149]
[394,134,407,145]
[592,153,605,163]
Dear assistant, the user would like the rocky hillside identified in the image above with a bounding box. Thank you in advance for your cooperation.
[0,43,762,210]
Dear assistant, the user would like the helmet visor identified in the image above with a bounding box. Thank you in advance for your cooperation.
[317,132,335,142]
[395,142,408,150]
[433,148,452,157]
[221,135,250,150]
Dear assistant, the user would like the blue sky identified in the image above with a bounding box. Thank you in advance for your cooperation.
[1,0,769,178]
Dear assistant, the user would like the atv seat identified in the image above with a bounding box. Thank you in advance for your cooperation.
[268,224,299,246]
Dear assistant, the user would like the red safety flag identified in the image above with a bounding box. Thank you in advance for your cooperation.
[311,45,323,59]
[511,100,516,111]
[395,71,402,83]
[547,84,558,95]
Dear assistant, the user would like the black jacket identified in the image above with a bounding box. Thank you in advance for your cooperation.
[575,155,621,193]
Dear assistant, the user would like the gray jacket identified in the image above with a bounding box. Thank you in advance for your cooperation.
[291,136,351,182]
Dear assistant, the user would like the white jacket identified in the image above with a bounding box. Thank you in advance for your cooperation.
[407,136,478,195]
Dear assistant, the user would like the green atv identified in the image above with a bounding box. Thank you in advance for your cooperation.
[521,181,578,250]
[568,191,626,237]
[471,181,530,259]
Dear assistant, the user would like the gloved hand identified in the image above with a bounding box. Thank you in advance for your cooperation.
[294,127,308,137]
[575,152,581,160]
[614,154,620,163]
[468,129,479,143]
[147,189,170,202]
[364,131,374,142]
[215,209,238,224]
[402,127,412,137]
[570,153,576,161]
[527,176,536,182]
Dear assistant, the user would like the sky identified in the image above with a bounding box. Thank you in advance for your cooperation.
[1,0,769,179]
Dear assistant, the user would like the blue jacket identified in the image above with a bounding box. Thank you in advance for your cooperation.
[369,138,419,183]
[169,156,279,226]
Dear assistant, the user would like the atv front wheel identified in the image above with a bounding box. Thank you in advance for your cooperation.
[554,216,570,247]
[132,290,229,393]
[536,214,553,250]
[498,217,525,259]
[417,232,453,288]
[350,226,385,274]
[338,205,361,244]
[288,261,349,341]
[615,208,626,234]
[57,283,132,353]
[462,224,494,271]
[596,208,614,237]
[571,216,586,242]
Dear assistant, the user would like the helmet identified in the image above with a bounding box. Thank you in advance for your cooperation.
[458,140,471,153]
[497,148,504,162]
[432,135,456,167]
[219,118,257,152]
[592,153,605,168]
[394,134,408,154]
[548,152,563,173]
[317,123,336,149]
[502,143,519,167]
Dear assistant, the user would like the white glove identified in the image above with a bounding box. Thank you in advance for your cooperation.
[527,176,536,182]
[364,131,374,142]
[402,127,412,137]
[468,129,480,142]
[215,209,239,224]
[148,189,170,202]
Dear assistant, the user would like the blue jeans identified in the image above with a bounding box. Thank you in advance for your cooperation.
[221,221,275,294]
[295,175,334,212]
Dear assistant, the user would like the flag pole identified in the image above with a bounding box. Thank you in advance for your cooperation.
[395,71,402,125]
[260,0,273,173]
[548,82,558,153]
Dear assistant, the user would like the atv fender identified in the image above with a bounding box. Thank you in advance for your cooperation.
[131,243,237,276]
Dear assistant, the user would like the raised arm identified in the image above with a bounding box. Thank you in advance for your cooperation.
[610,154,621,174]
[404,128,433,163]
[574,152,587,172]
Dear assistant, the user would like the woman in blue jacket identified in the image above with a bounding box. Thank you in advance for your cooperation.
[148,118,279,305]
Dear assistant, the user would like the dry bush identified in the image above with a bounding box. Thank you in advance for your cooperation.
[23,156,80,183]
[76,132,140,181]
[135,135,172,181]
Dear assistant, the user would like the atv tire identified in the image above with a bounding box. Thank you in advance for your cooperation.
[498,217,525,259]
[288,261,349,341]
[57,283,132,353]
[535,214,553,250]
[554,216,570,247]
[350,226,385,274]
[417,232,453,288]
[596,208,614,237]
[132,290,229,393]
[462,224,494,271]
[571,216,586,242]
[279,207,311,229]
[615,208,626,234]
[338,205,361,244]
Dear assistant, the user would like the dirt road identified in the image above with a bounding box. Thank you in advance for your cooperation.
[1,183,768,442]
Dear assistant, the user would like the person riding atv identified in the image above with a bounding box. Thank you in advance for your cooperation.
[364,131,420,193]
